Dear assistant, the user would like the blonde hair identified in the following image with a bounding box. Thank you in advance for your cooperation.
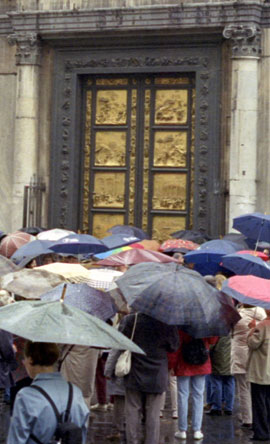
[215,274,227,291]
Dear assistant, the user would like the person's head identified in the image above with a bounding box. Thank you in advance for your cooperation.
[172,252,184,264]
[24,341,60,378]
[0,290,14,306]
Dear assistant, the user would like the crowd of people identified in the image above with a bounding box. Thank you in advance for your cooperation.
[0,225,270,443]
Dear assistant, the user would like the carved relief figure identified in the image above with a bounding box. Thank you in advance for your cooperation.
[95,131,126,166]
[93,173,125,208]
[96,91,127,125]
[154,132,187,166]
[155,90,188,124]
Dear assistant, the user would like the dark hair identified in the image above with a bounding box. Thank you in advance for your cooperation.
[24,341,60,366]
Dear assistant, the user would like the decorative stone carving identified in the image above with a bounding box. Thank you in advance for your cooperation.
[52,51,216,232]
[7,32,41,65]
[223,24,261,58]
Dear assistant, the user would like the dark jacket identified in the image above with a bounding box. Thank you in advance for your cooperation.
[210,334,232,375]
[119,313,179,394]
[0,330,17,388]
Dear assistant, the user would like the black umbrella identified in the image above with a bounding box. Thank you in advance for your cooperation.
[170,230,211,244]
[222,233,249,250]
[107,225,149,240]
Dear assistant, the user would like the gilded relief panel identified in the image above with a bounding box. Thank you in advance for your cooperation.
[154,131,187,167]
[153,173,187,210]
[96,79,128,86]
[96,90,127,125]
[152,216,186,242]
[93,213,125,239]
[93,172,125,208]
[155,90,188,125]
[155,78,190,85]
[95,131,126,166]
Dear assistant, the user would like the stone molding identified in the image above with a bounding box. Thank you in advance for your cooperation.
[48,48,222,235]
[7,32,41,65]
[0,2,267,37]
[223,24,262,57]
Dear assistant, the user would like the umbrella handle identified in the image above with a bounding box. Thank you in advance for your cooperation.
[60,283,67,302]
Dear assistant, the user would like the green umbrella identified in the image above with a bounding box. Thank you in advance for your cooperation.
[0,300,144,353]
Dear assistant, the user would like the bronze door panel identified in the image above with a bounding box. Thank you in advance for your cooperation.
[82,76,195,240]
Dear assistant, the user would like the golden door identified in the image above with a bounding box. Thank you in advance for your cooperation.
[81,75,195,241]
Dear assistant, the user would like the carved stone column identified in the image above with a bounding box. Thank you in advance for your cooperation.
[223,24,261,230]
[7,32,41,230]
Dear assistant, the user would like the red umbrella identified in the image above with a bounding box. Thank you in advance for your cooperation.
[0,231,34,258]
[222,275,270,309]
[236,250,269,261]
[97,249,178,267]
[159,239,199,252]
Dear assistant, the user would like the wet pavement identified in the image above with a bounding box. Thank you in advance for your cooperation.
[0,403,258,443]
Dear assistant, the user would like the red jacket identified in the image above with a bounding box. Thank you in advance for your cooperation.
[168,330,218,377]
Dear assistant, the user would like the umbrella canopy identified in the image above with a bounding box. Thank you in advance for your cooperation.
[97,249,178,267]
[0,231,7,242]
[37,228,75,241]
[184,240,240,276]
[222,275,270,309]
[170,229,211,244]
[36,263,93,283]
[101,234,139,250]
[159,239,199,253]
[107,225,149,240]
[222,233,249,250]
[10,239,55,266]
[115,262,240,337]
[0,300,144,352]
[40,283,117,321]
[0,269,65,299]
[86,268,123,290]
[221,253,270,279]
[19,227,46,236]
[236,250,269,261]
[233,212,270,243]
[0,231,35,259]
[0,255,19,277]
[94,242,144,260]
[49,234,108,255]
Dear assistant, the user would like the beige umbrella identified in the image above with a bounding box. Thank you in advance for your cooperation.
[35,263,95,283]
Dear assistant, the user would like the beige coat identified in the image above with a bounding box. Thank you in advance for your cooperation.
[231,306,266,374]
[247,318,270,385]
[60,345,99,408]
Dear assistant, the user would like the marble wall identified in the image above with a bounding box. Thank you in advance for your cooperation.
[0,38,16,233]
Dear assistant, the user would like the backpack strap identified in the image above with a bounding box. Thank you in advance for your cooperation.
[64,382,73,422]
[30,385,61,420]
[29,383,72,443]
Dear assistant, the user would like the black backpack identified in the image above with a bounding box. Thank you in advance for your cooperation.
[29,382,82,444]
[181,338,209,365]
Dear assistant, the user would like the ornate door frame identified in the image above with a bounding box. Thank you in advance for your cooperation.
[49,38,223,237]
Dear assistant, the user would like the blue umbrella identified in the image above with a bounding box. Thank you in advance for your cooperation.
[115,262,240,337]
[107,225,149,240]
[221,253,270,279]
[10,239,55,265]
[184,240,240,276]
[233,212,270,243]
[40,283,117,321]
[101,234,139,250]
[49,234,108,255]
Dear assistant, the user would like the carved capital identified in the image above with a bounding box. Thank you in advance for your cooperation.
[223,24,261,58]
[7,32,41,65]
